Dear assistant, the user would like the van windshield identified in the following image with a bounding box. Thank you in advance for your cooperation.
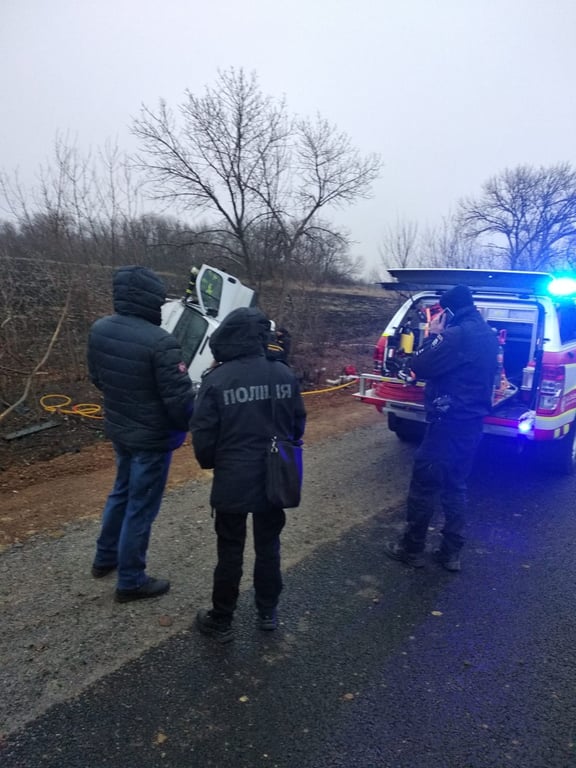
[171,309,209,366]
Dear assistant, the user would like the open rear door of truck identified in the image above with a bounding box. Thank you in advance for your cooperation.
[381,268,552,296]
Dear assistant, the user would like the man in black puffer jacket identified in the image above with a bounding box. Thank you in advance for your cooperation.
[386,285,498,573]
[88,266,194,603]
[191,307,306,642]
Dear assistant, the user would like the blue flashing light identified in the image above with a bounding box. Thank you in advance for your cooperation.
[518,410,535,434]
[548,276,576,297]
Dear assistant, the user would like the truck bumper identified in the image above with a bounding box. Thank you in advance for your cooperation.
[352,388,573,442]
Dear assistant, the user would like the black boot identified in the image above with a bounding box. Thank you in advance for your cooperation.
[385,540,425,568]
[115,577,170,603]
[196,609,234,643]
[432,549,461,572]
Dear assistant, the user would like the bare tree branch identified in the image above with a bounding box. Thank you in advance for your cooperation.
[378,219,419,269]
[0,289,71,425]
[458,164,576,271]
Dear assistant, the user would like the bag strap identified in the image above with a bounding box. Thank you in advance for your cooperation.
[269,362,278,442]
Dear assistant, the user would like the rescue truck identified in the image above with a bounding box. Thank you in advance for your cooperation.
[161,264,257,385]
[353,268,576,474]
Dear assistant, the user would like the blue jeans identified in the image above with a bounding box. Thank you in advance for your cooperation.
[94,445,172,590]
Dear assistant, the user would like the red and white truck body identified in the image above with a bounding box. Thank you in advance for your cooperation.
[353,269,576,473]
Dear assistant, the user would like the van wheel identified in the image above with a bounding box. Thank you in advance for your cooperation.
[388,413,424,443]
[537,422,576,475]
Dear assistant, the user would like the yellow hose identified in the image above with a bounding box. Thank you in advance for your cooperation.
[39,377,358,420]
[40,394,104,420]
[301,378,359,396]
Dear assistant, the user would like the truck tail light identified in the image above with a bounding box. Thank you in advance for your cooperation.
[373,333,388,374]
[537,365,565,413]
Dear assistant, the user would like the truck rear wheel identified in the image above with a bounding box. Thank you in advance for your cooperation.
[536,421,576,475]
[387,413,424,443]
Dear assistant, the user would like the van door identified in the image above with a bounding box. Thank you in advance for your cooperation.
[195,265,256,320]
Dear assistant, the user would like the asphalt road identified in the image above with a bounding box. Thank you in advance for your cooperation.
[2,426,576,768]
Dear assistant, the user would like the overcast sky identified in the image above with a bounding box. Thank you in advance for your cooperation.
[2,0,575,273]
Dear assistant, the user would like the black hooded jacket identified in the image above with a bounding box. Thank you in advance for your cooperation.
[191,307,307,513]
[87,266,194,451]
[410,304,498,421]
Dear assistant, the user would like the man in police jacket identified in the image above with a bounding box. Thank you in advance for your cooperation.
[191,307,306,642]
[385,285,497,572]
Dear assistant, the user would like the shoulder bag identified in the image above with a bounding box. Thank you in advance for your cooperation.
[265,378,303,509]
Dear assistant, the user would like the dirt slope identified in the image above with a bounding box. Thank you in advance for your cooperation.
[0,388,376,549]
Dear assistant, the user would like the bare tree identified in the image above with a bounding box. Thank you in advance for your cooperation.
[131,68,381,283]
[378,219,419,270]
[0,136,151,268]
[0,139,154,414]
[421,215,489,269]
[458,164,576,271]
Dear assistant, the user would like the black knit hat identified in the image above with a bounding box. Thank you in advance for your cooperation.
[440,284,474,312]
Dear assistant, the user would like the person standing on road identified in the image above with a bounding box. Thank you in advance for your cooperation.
[385,284,497,572]
[88,266,194,603]
[191,307,306,643]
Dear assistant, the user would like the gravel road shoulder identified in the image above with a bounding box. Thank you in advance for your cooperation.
[0,400,414,737]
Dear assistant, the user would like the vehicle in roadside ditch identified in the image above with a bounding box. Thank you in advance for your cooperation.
[353,268,576,474]
[161,264,257,386]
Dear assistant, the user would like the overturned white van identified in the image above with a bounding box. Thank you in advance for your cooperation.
[161,264,257,386]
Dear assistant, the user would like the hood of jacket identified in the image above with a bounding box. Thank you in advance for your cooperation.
[210,307,271,362]
[448,304,481,326]
[113,266,166,325]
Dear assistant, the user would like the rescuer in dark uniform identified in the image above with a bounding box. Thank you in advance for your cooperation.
[191,308,306,642]
[266,326,292,363]
[385,285,498,572]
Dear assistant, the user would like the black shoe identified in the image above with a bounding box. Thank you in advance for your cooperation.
[196,609,234,644]
[115,577,170,603]
[91,564,117,578]
[384,541,425,568]
[433,549,461,572]
[257,610,278,631]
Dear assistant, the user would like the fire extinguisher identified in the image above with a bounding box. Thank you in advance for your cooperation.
[493,329,507,396]
[385,332,399,366]
[400,322,415,354]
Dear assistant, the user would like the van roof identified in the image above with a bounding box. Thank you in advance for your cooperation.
[381,268,552,296]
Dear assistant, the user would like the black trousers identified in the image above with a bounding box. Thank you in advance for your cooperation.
[212,506,286,619]
[402,418,483,557]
